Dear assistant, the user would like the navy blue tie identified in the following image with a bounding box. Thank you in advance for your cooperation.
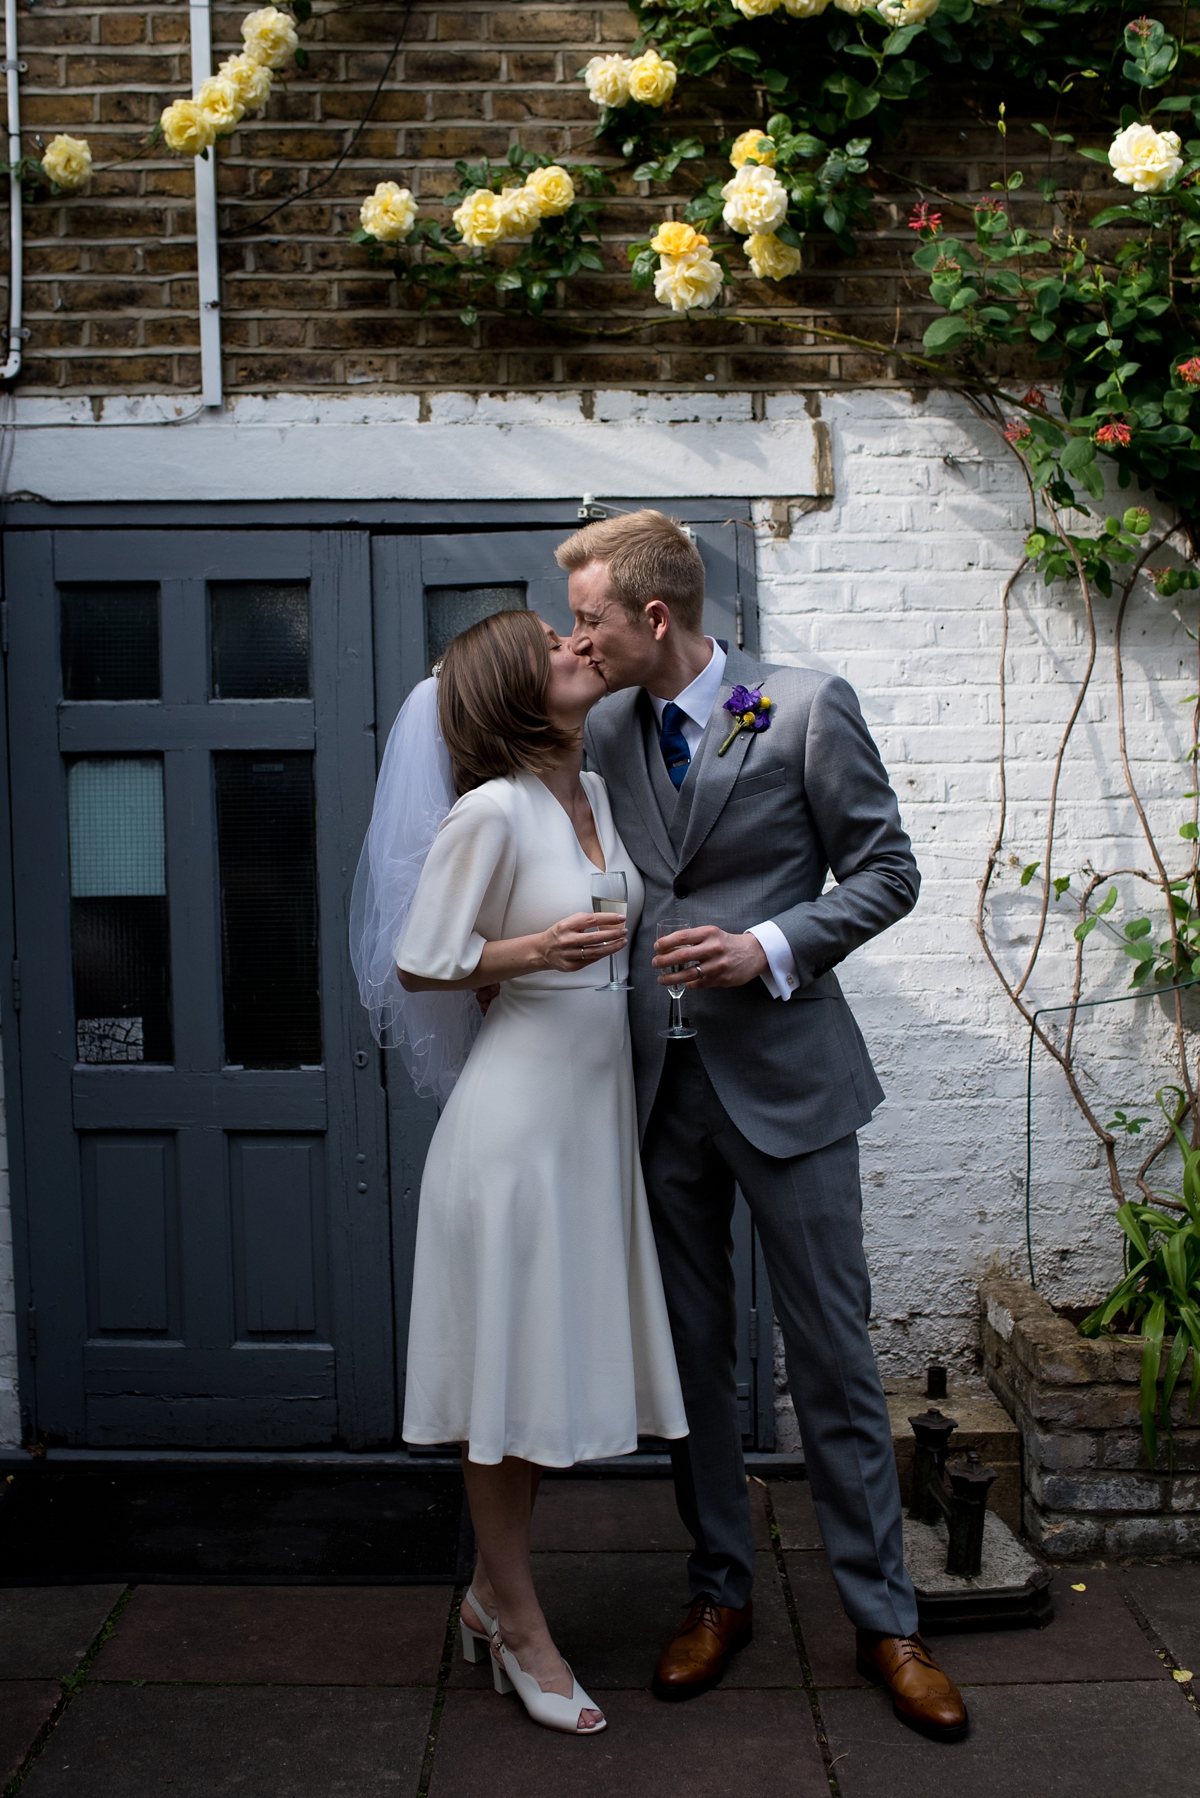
[659,702,691,790]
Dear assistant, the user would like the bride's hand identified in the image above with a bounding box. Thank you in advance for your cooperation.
[539,911,628,972]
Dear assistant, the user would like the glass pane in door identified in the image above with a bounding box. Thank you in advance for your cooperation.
[214,752,321,1068]
[210,583,311,698]
[61,586,160,701]
[68,757,172,1063]
[424,584,526,670]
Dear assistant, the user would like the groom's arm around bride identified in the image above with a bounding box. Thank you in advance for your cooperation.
[558,511,970,1744]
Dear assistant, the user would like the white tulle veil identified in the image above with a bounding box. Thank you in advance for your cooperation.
[349,676,479,1104]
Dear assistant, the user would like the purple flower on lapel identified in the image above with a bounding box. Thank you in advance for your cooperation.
[718,684,773,756]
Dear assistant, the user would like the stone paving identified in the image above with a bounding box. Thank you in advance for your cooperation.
[2,1478,1198,1797]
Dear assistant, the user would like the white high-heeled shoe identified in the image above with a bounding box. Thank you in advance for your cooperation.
[458,1587,498,1664]
[491,1633,607,1735]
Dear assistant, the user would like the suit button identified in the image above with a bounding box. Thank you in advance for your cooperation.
[673,878,689,898]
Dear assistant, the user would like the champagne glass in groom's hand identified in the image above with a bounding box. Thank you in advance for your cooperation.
[656,918,698,1040]
[592,871,632,992]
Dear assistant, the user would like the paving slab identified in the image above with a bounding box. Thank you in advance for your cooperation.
[822,1680,1200,1798]
[92,1583,453,1686]
[1112,1564,1200,1674]
[0,1683,59,1787]
[19,1684,433,1798]
[531,1477,770,1551]
[766,1480,823,1550]
[430,1687,828,1797]
[531,1480,693,1551]
[450,1552,799,1691]
[0,1587,126,1679]
[785,1555,1167,1689]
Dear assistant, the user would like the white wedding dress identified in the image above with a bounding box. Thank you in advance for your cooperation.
[397,769,688,1466]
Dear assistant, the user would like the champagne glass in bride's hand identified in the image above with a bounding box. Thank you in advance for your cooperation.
[656,918,698,1040]
[592,871,632,993]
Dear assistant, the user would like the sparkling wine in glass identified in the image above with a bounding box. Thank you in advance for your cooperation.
[657,916,698,1040]
[592,870,632,993]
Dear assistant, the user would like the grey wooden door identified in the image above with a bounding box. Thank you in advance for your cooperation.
[7,529,392,1449]
[371,521,772,1451]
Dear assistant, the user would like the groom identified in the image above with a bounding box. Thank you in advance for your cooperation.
[560,510,968,1742]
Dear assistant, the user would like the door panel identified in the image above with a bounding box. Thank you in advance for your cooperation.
[7,529,390,1449]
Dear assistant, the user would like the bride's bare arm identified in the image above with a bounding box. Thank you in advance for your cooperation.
[397,910,627,993]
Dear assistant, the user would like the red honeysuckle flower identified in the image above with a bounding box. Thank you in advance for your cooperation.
[1021,386,1047,410]
[1004,419,1032,445]
[1178,356,1200,388]
[1095,419,1132,448]
[1129,14,1154,38]
[908,202,941,233]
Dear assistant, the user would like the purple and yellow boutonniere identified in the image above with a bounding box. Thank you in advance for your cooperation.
[718,684,773,755]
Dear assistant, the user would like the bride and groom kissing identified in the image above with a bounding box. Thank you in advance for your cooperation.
[351,509,968,1742]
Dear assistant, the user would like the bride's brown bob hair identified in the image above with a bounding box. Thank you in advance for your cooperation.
[438,610,576,794]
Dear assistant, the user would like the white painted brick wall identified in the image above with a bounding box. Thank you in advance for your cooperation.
[0,384,1190,1447]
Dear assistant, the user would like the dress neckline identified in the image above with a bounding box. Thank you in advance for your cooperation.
[531,771,607,873]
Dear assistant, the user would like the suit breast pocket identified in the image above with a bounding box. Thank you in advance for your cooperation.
[730,765,787,802]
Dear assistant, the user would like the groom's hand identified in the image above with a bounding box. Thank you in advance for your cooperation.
[652,926,768,990]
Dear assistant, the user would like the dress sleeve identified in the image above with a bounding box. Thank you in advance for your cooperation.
[395,789,518,982]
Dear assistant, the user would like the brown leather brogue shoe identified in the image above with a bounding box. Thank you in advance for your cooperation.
[855,1631,969,1741]
[653,1595,753,1701]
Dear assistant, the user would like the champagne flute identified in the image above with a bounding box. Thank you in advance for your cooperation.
[656,916,698,1040]
[591,870,632,993]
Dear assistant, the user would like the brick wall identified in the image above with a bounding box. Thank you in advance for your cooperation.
[5,0,1083,396]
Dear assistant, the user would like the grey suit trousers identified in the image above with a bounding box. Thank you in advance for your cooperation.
[642,1040,918,1638]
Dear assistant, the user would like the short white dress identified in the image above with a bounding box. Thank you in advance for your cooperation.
[397,770,687,1467]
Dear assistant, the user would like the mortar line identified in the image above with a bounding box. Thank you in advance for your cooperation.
[1109,1571,1200,1722]
[758,1482,843,1798]
[415,1583,463,1798]
[3,1582,135,1798]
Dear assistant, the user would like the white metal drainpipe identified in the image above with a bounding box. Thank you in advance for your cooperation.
[2,0,26,384]
[190,0,222,408]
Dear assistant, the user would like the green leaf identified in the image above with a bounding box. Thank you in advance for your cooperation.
[1053,874,1072,899]
[1020,861,1039,887]
[1098,886,1119,916]
[1075,915,1098,942]
[1181,822,1199,840]
[922,315,972,353]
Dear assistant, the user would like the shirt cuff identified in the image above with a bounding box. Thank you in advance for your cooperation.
[747,920,800,1002]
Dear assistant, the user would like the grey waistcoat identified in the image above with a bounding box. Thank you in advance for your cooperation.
[584,647,921,1159]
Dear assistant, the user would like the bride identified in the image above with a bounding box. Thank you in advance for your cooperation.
[351,609,687,1737]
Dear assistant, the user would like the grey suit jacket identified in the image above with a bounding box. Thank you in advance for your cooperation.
[584,647,920,1159]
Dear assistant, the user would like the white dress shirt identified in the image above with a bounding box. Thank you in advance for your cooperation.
[648,640,800,1002]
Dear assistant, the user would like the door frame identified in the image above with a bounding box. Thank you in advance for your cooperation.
[0,496,767,1459]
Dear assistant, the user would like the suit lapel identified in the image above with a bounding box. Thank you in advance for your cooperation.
[676,649,771,870]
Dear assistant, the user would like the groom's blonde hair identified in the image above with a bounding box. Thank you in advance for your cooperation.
[555,509,706,633]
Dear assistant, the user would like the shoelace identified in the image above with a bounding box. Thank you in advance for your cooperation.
[681,1595,725,1635]
[887,1636,940,1672]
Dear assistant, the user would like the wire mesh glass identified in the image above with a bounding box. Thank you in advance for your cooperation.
[61,585,160,701]
[214,752,321,1068]
[424,585,527,671]
[68,757,171,1063]
[210,582,311,699]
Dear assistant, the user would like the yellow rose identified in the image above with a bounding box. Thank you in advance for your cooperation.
[877,0,938,21]
[582,53,631,109]
[745,232,801,280]
[220,52,274,111]
[526,164,575,217]
[453,188,505,248]
[497,183,543,237]
[240,6,299,69]
[650,220,708,255]
[781,0,831,13]
[41,133,92,189]
[360,181,418,243]
[732,0,780,14]
[832,0,866,12]
[721,163,789,235]
[1109,122,1183,194]
[196,74,245,135]
[653,247,724,313]
[160,99,216,157]
[730,129,776,170]
[627,48,677,107]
